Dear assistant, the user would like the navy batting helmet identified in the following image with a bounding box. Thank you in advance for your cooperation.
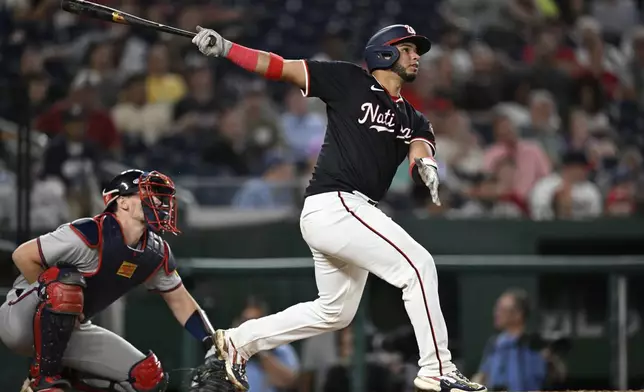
[364,24,432,73]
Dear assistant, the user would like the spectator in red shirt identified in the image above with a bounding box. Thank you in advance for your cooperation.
[605,174,637,217]
[483,112,552,201]
[35,72,121,152]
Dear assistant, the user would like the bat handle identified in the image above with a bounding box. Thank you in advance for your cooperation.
[208,36,217,47]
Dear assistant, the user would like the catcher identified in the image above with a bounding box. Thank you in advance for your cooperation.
[0,170,225,392]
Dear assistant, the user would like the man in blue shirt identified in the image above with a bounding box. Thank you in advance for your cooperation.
[472,288,566,391]
[237,298,301,392]
[232,154,296,210]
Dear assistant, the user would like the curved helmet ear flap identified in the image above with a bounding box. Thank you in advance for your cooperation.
[364,45,401,72]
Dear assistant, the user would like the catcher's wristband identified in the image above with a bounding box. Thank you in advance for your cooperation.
[185,309,216,352]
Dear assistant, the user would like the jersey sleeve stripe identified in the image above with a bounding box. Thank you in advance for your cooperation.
[150,281,183,294]
[8,287,38,306]
[300,60,310,97]
[36,237,47,269]
[162,242,174,275]
[410,137,436,155]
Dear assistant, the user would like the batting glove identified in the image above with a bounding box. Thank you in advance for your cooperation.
[415,157,441,206]
[192,26,232,58]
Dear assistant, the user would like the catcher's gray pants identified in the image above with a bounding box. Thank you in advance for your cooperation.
[0,281,146,391]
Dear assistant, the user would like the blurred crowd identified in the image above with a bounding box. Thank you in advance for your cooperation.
[0,0,643,224]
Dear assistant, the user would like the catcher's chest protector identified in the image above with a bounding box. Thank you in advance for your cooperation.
[74,214,168,318]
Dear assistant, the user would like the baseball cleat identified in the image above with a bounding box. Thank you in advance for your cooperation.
[414,369,487,392]
[20,376,69,392]
[213,329,249,391]
[19,378,31,392]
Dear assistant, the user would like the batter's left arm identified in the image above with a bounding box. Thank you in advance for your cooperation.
[408,139,434,162]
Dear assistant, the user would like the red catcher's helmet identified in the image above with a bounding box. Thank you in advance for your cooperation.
[102,169,180,235]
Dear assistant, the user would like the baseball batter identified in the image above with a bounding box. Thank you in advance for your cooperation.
[0,170,221,392]
[188,24,487,392]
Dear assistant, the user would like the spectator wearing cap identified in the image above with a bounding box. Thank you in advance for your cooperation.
[529,151,602,220]
[483,112,551,202]
[40,105,103,218]
[35,72,121,151]
[232,154,296,209]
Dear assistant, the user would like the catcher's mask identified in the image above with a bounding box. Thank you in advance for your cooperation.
[102,169,180,235]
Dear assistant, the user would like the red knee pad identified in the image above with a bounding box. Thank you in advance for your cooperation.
[128,351,169,392]
[39,266,85,315]
[44,282,84,314]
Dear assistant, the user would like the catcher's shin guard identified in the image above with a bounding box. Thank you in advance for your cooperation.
[128,351,169,392]
[30,266,85,390]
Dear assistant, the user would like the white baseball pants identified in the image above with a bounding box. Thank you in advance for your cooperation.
[227,191,455,377]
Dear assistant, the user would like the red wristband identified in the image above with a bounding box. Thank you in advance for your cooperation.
[265,52,285,80]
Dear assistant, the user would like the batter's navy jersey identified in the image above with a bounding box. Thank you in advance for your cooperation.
[302,60,436,202]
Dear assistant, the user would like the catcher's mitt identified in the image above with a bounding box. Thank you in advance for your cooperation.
[188,356,237,392]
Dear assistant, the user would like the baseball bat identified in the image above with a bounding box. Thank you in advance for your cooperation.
[61,0,213,44]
